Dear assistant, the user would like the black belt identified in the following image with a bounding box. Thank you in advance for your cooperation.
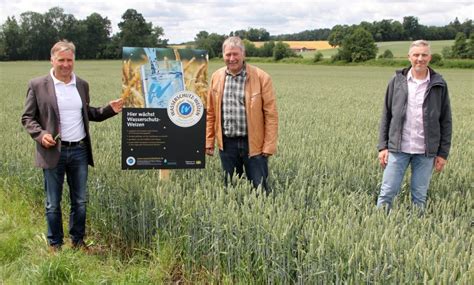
[223,135,248,139]
[61,140,85,147]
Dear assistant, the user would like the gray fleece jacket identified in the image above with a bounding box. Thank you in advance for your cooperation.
[377,67,452,159]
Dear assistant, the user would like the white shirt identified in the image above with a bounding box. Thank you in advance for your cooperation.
[401,68,430,154]
[50,69,86,142]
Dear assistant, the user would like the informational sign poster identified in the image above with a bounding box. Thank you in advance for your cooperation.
[121,47,208,169]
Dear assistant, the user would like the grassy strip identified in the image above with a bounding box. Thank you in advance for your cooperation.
[0,177,184,284]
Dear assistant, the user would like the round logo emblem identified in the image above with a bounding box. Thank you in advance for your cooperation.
[167,91,204,127]
[126,156,136,166]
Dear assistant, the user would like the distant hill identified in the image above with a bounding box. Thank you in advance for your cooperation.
[170,40,455,60]
[295,40,455,59]
[376,40,453,57]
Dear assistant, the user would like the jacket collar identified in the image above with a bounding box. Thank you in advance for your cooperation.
[397,66,445,86]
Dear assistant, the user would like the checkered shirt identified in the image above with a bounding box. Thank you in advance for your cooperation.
[222,67,247,137]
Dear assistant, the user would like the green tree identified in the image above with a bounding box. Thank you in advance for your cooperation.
[390,21,404,41]
[379,49,394,59]
[336,27,378,62]
[403,16,420,40]
[230,28,270,41]
[103,34,121,59]
[468,33,474,59]
[451,32,469,58]
[460,19,473,37]
[273,41,294,60]
[450,17,462,32]
[207,33,225,57]
[359,21,374,36]
[44,7,82,55]
[19,11,56,59]
[194,31,225,58]
[45,7,68,36]
[242,39,258,57]
[194,31,214,58]
[0,16,23,60]
[44,8,92,59]
[328,25,353,47]
[247,28,270,41]
[59,15,86,51]
[313,51,323,62]
[0,37,5,60]
[372,19,404,41]
[118,9,168,48]
[194,31,209,41]
[82,13,111,59]
[258,41,275,57]
[441,46,453,59]
[271,28,330,41]
[35,7,89,59]
[430,53,443,65]
[230,29,247,39]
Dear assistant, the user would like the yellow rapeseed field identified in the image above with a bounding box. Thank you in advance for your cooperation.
[253,40,333,50]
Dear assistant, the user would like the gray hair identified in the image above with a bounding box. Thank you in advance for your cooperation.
[222,36,245,55]
[51,40,76,58]
[409,40,431,54]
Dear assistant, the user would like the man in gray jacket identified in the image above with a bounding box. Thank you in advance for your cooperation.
[377,40,452,211]
[22,40,123,251]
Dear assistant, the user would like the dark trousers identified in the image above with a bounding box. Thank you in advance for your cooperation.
[219,136,269,192]
[43,143,88,246]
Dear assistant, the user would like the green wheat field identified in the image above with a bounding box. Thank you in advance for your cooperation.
[0,61,473,283]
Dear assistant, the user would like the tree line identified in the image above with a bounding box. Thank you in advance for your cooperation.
[0,7,472,61]
[226,17,472,43]
[195,16,473,62]
[0,8,167,60]
[325,27,474,63]
[327,16,472,45]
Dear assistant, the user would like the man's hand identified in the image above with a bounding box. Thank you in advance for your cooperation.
[110,98,123,113]
[378,149,389,168]
[206,148,214,156]
[41,134,57,149]
[434,156,447,172]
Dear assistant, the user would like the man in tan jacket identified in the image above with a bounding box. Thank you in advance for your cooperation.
[206,37,278,192]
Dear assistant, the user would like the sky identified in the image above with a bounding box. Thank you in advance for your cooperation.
[1,0,473,43]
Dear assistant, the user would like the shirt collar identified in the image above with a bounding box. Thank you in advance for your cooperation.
[50,68,76,85]
[407,67,430,84]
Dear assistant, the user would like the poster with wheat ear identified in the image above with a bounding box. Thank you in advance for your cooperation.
[121,47,208,170]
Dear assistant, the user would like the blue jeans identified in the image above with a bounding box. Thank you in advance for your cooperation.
[219,136,269,192]
[43,143,88,246]
[377,152,434,209]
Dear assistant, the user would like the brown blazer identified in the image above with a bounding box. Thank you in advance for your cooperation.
[21,74,117,169]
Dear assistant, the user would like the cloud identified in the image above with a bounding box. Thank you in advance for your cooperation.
[1,0,472,43]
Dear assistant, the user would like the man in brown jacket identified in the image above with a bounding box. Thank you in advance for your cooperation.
[21,40,123,251]
[206,37,278,192]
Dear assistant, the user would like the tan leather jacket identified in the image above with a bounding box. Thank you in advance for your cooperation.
[206,64,278,157]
